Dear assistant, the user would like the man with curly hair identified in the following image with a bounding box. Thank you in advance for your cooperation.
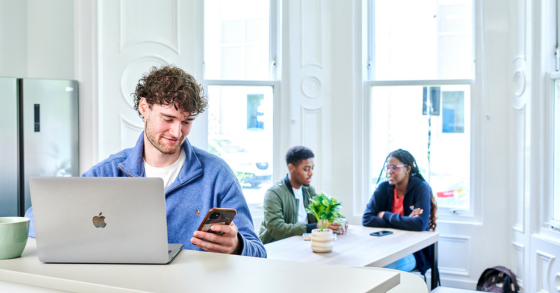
[25,65,266,258]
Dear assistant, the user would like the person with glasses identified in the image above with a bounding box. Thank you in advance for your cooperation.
[362,149,438,274]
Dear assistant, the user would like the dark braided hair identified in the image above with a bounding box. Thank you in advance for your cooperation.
[377,149,438,231]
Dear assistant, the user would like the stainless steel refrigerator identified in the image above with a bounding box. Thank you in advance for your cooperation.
[0,77,79,217]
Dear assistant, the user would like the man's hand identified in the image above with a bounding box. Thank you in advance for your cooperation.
[409,207,423,218]
[191,222,241,254]
[377,211,385,218]
[317,220,347,235]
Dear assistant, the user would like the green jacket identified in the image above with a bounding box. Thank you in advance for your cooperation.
[259,175,318,244]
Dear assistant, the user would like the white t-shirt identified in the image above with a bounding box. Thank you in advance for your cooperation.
[293,186,308,223]
[143,148,186,190]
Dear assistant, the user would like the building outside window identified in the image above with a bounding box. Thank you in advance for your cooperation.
[369,0,474,211]
[204,0,279,224]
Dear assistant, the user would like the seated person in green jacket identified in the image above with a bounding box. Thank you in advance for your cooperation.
[259,146,347,244]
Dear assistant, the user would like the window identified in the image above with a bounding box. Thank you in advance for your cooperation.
[204,0,271,80]
[207,85,274,205]
[204,0,280,228]
[549,0,560,230]
[372,0,473,80]
[371,84,471,210]
[368,0,475,213]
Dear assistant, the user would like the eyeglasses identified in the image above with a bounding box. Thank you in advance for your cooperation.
[384,164,407,172]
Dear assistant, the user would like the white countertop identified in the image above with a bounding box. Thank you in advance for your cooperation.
[0,238,400,293]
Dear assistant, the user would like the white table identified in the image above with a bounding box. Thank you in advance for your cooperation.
[0,238,400,293]
[265,225,439,287]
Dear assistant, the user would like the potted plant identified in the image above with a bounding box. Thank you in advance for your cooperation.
[305,193,342,253]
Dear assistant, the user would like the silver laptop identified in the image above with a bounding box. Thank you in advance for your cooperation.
[29,177,183,264]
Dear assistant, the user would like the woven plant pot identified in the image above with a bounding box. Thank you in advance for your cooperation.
[311,229,333,253]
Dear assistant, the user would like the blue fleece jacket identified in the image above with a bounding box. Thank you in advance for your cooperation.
[25,132,267,258]
[362,176,434,274]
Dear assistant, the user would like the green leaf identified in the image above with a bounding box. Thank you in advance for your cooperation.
[307,192,344,224]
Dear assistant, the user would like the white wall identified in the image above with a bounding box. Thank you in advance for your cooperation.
[27,0,74,80]
[0,0,27,77]
[0,0,74,79]
[283,0,333,195]
[93,0,203,166]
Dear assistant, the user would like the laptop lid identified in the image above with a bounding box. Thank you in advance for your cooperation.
[30,177,180,264]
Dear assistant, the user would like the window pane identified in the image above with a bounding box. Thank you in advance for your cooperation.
[208,86,274,205]
[554,79,560,221]
[205,0,270,80]
[371,85,471,210]
[374,0,473,80]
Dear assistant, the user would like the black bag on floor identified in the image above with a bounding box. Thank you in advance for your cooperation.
[476,266,519,293]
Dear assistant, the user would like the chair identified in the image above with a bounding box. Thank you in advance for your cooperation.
[360,267,429,293]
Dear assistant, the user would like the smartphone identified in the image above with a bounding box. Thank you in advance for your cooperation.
[370,230,393,237]
[197,208,237,236]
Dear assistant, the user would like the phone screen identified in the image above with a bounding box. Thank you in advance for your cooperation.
[198,209,236,236]
[370,230,393,237]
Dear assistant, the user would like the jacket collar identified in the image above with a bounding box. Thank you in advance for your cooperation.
[118,132,203,190]
[118,133,146,177]
[284,174,295,196]
[283,174,310,198]
[389,176,422,195]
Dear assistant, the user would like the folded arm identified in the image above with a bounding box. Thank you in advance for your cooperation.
[362,188,388,228]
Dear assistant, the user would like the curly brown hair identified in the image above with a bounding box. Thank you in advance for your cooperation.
[133,65,207,120]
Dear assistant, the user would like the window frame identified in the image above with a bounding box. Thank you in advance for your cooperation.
[549,73,560,234]
[200,0,283,209]
[543,0,560,237]
[364,0,482,221]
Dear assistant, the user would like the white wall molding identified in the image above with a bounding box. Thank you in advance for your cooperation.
[120,56,170,108]
[511,105,526,233]
[301,105,322,191]
[300,0,322,69]
[512,241,525,289]
[75,0,99,173]
[536,250,555,293]
[120,0,179,54]
[510,0,527,109]
[99,0,201,160]
[120,115,143,150]
[301,76,322,98]
[286,0,331,195]
[438,235,471,277]
[513,70,527,97]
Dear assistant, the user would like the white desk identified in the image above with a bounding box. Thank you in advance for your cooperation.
[266,225,439,287]
[0,238,400,293]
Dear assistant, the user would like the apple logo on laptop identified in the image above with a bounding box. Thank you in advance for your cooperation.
[92,212,107,228]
